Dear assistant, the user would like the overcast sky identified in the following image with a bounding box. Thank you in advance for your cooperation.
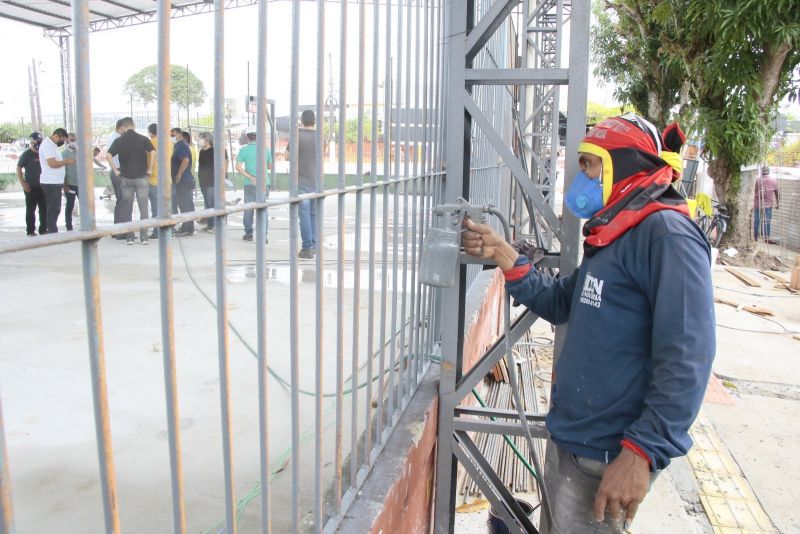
[0,3,617,124]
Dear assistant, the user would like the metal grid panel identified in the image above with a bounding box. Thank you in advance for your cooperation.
[0,1,444,533]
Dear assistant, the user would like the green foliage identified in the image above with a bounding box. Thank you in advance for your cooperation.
[123,65,207,109]
[0,121,61,143]
[592,0,800,242]
[320,116,381,143]
[590,0,686,126]
[767,137,800,167]
[586,102,631,125]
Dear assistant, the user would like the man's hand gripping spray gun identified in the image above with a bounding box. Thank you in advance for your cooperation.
[419,197,553,529]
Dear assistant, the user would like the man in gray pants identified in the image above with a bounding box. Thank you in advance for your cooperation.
[106,117,156,244]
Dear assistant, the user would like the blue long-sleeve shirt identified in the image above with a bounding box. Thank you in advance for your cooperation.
[507,210,716,470]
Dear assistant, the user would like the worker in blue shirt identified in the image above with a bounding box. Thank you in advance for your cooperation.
[462,114,715,533]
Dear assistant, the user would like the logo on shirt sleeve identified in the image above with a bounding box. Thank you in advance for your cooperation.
[579,272,604,309]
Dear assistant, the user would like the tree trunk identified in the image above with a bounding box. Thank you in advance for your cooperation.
[708,157,755,246]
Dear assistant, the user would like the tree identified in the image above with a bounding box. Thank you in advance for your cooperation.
[667,0,800,243]
[586,101,633,126]
[591,1,687,126]
[123,65,206,112]
[593,0,800,245]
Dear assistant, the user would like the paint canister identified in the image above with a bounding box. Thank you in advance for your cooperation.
[486,498,536,534]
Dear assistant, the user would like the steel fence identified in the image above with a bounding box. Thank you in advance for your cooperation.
[0,1,444,533]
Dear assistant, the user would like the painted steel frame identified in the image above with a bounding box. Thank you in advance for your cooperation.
[432,0,589,531]
[0,1,445,533]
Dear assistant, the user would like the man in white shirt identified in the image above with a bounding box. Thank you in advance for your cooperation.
[38,128,74,233]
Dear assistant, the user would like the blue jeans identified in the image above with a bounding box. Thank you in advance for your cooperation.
[298,186,317,250]
[243,183,270,237]
[754,207,772,240]
[172,178,195,233]
[149,184,159,218]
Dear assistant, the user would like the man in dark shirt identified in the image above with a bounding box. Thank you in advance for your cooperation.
[170,128,195,236]
[107,117,155,244]
[287,109,319,258]
[16,132,47,236]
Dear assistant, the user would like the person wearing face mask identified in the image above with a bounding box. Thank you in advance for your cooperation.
[462,114,715,533]
[16,132,47,236]
[62,133,80,231]
[38,128,75,234]
[197,131,229,232]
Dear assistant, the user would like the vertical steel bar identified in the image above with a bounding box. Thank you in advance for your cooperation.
[350,0,366,490]
[433,0,469,530]
[255,0,271,531]
[156,1,187,532]
[389,0,404,421]
[72,1,120,532]
[288,1,302,531]
[410,0,421,388]
[212,1,237,532]
[377,2,392,443]
[364,0,380,466]
[399,0,413,403]
[0,392,14,534]
[313,0,326,529]
[334,0,348,508]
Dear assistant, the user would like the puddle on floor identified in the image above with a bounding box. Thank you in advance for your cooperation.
[226,263,415,292]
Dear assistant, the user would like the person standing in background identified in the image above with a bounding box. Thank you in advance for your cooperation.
[39,128,74,234]
[753,166,780,243]
[287,110,318,258]
[62,132,79,231]
[171,128,196,236]
[16,132,47,236]
[106,117,155,245]
[235,127,273,242]
[197,131,228,233]
[106,119,126,229]
[147,123,172,239]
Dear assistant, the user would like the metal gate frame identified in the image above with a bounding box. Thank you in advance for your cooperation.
[432,0,589,531]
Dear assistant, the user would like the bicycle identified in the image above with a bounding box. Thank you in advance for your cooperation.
[696,200,729,247]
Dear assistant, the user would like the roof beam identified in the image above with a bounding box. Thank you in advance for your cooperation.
[1,0,71,22]
[97,0,148,15]
[0,11,53,29]
[46,0,117,19]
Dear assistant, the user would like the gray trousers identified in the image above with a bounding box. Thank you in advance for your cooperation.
[120,176,150,240]
[540,443,658,533]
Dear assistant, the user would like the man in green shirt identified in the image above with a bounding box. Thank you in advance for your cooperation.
[235,127,273,242]
[62,132,80,231]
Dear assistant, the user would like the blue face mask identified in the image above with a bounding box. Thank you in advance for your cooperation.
[565,171,604,219]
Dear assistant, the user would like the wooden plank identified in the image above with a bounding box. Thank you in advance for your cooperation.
[759,270,789,284]
[714,297,774,316]
[725,267,762,287]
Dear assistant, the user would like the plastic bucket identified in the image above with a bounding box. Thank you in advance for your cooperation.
[487,498,536,534]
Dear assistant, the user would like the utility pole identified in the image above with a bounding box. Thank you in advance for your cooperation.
[31,59,43,131]
[28,64,38,132]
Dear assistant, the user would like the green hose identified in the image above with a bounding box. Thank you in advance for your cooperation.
[177,237,422,398]
[471,388,538,478]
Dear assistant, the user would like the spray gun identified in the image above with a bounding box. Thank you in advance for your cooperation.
[419,198,490,288]
[420,198,554,530]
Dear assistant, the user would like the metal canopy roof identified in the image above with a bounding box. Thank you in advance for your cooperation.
[0,0,258,36]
